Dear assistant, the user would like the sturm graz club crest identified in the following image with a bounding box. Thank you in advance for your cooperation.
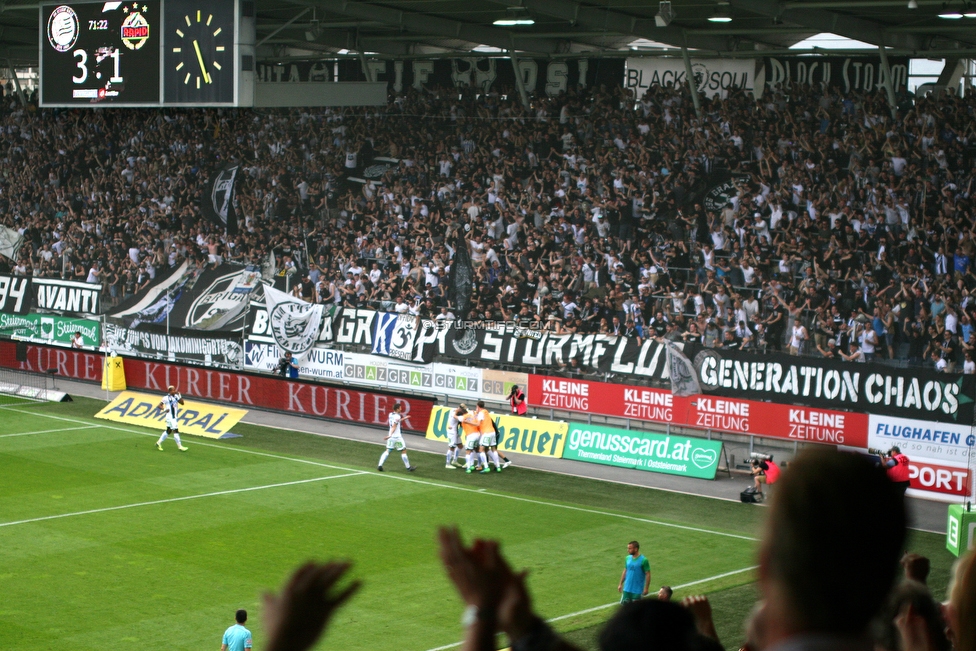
[270,302,319,354]
[452,329,478,356]
[47,5,79,53]
[693,349,721,391]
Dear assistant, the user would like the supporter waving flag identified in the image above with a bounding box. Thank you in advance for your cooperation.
[666,342,701,398]
[447,230,473,321]
[203,163,240,235]
[262,285,324,359]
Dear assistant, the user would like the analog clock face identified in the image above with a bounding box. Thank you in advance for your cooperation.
[163,0,234,104]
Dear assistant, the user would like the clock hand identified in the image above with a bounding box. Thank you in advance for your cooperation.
[192,39,211,84]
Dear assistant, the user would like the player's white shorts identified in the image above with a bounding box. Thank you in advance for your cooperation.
[479,432,497,448]
[464,434,481,451]
[165,416,179,430]
[386,435,406,451]
[447,427,462,447]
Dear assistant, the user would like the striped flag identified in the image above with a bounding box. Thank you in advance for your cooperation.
[666,342,701,397]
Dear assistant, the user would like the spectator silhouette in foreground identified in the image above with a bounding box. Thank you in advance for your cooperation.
[757,448,906,651]
[262,562,360,651]
[946,549,975,651]
[872,580,950,651]
[900,553,930,585]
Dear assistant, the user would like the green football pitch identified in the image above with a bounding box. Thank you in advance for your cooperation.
[0,396,956,651]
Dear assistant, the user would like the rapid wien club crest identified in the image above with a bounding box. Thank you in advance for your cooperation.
[121,3,151,51]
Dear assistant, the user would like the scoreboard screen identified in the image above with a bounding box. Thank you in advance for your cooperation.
[40,2,161,106]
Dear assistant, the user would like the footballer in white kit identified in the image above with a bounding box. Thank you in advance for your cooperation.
[444,404,467,469]
[155,386,188,451]
[378,402,416,472]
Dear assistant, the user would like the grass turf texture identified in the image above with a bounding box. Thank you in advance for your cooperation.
[0,396,957,651]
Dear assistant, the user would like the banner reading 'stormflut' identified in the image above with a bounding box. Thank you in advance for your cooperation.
[687,346,975,424]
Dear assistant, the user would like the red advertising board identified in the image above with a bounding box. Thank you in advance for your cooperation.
[528,375,868,447]
[908,459,972,497]
[0,342,433,433]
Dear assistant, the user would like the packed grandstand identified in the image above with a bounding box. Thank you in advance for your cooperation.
[0,11,975,651]
[2,77,975,372]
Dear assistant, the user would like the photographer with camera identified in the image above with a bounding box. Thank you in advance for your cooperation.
[278,351,299,379]
[745,454,780,501]
[880,446,911,494]
[508,384,527,416]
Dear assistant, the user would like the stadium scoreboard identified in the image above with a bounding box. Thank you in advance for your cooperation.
[40,0,246,107]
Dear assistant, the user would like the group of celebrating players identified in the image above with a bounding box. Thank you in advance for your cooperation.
[156,383,523,477]
[378,393,523,474]
[444,400,513,473]
[379,385,529,473]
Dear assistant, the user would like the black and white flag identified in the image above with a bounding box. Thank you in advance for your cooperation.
[262,285,324,357]
[0,226,24,261]
[666,342,701,397]
[203,163,240,235]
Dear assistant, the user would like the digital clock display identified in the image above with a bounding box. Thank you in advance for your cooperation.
[40,2,161,106]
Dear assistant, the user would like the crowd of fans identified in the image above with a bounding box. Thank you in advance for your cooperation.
[2,74,976,371]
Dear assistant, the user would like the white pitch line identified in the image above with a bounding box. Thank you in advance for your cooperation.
[0,471,366,529]
[0,406,758,542]
[0,424,99,439]
[422,564,760,651]
[547,564,760,623]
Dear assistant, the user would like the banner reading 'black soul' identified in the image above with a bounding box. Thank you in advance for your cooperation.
[687,346,975,424]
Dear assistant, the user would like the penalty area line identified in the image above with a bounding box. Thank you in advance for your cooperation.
[0,471,367,529]
[0,424,100,439]
[421,564,759,651]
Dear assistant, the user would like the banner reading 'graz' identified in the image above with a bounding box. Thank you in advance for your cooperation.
[0,312,100,347]
[332,309,672,381]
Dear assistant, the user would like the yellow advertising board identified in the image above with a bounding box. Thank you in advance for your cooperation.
[425,405,566,458]
[95,391,247,439]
